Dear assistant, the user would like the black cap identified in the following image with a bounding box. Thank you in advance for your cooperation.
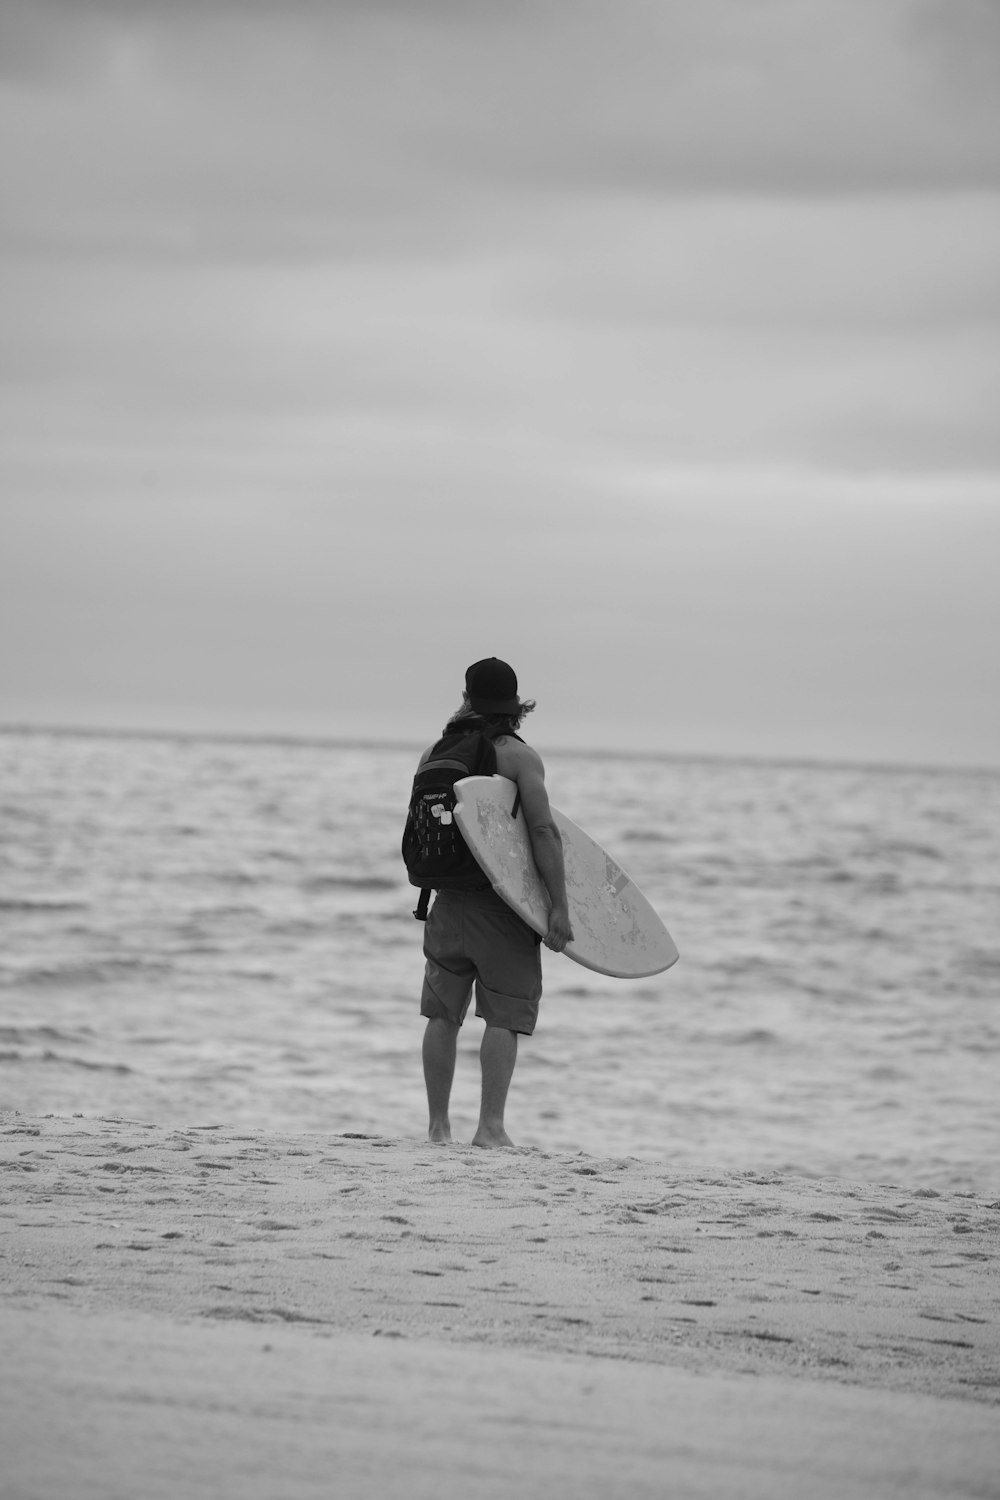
[465,657,520,714]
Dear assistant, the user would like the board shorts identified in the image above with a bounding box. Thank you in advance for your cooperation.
[420,888,543,1036]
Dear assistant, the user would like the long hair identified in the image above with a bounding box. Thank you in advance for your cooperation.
[443,693,536,738]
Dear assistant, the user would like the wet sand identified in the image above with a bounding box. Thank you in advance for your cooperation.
[2,1115,998,1498]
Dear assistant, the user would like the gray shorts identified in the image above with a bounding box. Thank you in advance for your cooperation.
[420,888,543,1036]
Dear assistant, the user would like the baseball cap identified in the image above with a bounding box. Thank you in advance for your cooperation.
[465,657,521,714]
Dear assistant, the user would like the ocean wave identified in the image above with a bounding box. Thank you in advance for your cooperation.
[0,897,89,913]
[961,947,1000,977]
[186,904,263,920]
[0,803,48,824]
[0,1045,132,1075]
[0,1024,92,1045]
[0,1020,88,1044]
[263,918,327,938]
[301,875,398,893]
[5,957,173,989]
[39,1050,133,1075]
[817,869,907,892]
[728,1027,783,1046]
[868,839,946,862]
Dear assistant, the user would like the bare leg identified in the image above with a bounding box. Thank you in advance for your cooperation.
[422,1017,459,1143]
[472,1025,518,1149]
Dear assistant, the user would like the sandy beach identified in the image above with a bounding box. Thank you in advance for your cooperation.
[2,1113,998,1499]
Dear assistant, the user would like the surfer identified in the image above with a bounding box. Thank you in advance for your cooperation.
[416,658,573,1149]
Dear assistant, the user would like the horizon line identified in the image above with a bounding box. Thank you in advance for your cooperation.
[1,720,997,781]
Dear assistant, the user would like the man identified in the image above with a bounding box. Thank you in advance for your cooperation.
[416,658,573,1148]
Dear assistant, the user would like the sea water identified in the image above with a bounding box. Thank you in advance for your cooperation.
[1,728,998,1195]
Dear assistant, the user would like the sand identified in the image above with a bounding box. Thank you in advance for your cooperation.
[2,1114,998,1499]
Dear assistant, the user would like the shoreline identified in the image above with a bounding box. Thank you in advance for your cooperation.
[3,1114,999,1497]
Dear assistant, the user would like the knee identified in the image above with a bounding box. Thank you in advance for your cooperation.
[424,1016,460,1048]
[426,1015,460,1034]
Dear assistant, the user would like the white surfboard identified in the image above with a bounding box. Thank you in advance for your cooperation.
[453,776,679,980]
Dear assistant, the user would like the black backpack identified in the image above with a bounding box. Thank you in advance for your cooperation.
[402,728,498,919]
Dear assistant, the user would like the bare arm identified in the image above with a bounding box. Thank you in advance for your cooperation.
[495,739,574,952]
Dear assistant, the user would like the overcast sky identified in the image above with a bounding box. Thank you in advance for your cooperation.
[2,0,998,766]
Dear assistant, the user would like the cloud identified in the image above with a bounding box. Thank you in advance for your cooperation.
[427,0,1000,196]
[1,1,998,762]
[520,194,1000,330]
[3,459,997,762]
[3,191,997,485]
[3,0,1000,270]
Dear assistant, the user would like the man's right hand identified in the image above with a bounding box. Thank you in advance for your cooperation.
[543,905,574,953]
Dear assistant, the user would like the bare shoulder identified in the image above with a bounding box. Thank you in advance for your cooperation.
[493,735,544,782]
[494,735,555,831]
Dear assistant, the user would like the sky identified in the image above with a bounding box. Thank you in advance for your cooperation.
[1,0,998,767]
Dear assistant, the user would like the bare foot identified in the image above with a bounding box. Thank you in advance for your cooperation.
[472,1126,515,1149]
[428,1121,452,1144]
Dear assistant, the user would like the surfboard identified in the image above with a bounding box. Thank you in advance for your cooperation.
[453,775,679,980]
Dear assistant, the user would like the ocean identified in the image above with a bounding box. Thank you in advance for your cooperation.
[2,727,998,1195]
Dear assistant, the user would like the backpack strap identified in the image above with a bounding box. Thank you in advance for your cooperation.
[413,888,432,922]
[418,756,479,776]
